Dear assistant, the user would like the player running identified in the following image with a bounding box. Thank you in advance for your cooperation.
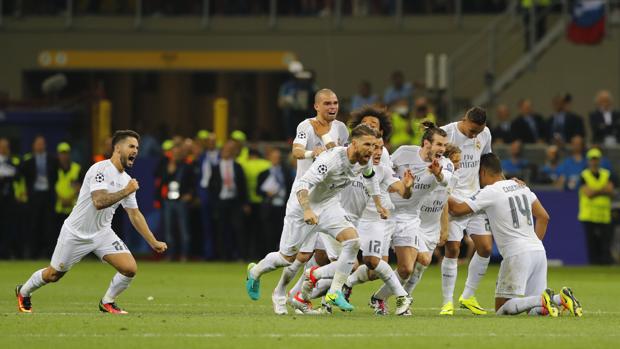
[439,106,493,315]
[247,124,387,312]
[448,153,583,317]
[16,130,168,314]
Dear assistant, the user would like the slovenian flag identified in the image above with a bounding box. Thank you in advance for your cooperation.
[567,0,606,44]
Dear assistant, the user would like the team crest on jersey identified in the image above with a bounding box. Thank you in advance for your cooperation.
[95,172,105,183]
[475,139,481,150]
[317,164,328,174]
[297,131,307,140]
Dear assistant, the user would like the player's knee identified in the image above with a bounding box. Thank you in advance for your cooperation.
[44,267,65,283]
[397,265,413,280]
[476,244,492,258]
[295,252,312,264]
[343,237,360,251]
[118,264,137,277]
[417,254,432,267]
[363,256,380,270]
[313,249,330,266]
[445,242,460,258]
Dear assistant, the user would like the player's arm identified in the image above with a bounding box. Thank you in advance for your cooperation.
[91,179,138,210]
[296,189,318,225]
[362,166,389,219]
[388,169,414,199]
[292,144,324,160]
[447,196,474,216]
[310,119,337,149]
[124,207,168,253]
[531,199,550,240]
[295,156,330,225]
[428,158,449,186]
[438,204,449,246]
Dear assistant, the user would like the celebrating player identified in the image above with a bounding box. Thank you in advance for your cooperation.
[16,130,168,314]
[448,153,583,317]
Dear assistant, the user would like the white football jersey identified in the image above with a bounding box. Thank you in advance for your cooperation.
[293,118,349,181]
[441,122,492,199]
[342,163,398,221]
[417,177,454,238]
[64,160,138,239]
[389,145,454,219]
[291,147,379,216]
[464,180,544,258]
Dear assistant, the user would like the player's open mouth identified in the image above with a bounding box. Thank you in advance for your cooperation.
[328,111,337,116]
[128,156,136,161]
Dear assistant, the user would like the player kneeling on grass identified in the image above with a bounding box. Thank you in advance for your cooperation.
[448,153,582,317]
[16,130,168,314]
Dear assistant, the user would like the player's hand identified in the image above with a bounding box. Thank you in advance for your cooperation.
[403,169,415,188]
[428,159,442,177]
[377,206,390,220]
[310,118,330,137]
[151,240,167,253]
[125,179,139,194]
[312,146,326,158]
[303,209,318,225]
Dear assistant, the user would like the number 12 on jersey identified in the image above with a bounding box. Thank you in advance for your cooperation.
[508,194,532,228]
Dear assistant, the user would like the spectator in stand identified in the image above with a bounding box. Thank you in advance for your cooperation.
[278,69,317,141]
[350,80,379,111]
[257,147,294,257]
[511,98,547,143]
[160,143,195,261]
[547,94,585,145]
[383,70,413,108]
[195,130,217,259]
[556,135,587,191]
[501,140,530,181]
[241,148,271,260]
[578,148,617,265]
[491,103,513,144]
[537,144,561,184]
[209,140,249,261]
[410,97,437,146]
[589,90,620,146]
[0,138,23,259]
[54,143,82,234]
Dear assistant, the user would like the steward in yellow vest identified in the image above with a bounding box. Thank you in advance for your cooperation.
[55,143,82,215]
[577,148,616,264]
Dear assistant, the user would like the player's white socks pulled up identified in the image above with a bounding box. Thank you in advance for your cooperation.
[309,278,332,299]
[274,259,303,297]
[290,256,319,296]
[404,263,428,295]
[461,252,490,299]
[374,260,408,297]
[345,264,369,287]
[250,252,291,279]
[102,272,134,304]
[20,268,47,297]
[441,257,458,304]
[374,268,407,300]
[326,238,359,294]
[496,296,540,315]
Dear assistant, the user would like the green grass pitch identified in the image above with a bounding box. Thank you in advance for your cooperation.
[1,260,619,348]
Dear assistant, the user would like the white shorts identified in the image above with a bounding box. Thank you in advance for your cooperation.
[495,250,547,299]
[358,218,389,258]
[417,231,439,253]
[315,233,342,260]
[382,220,395,257]
[390,216,421,249]
[51,225,131,272]
[279,204,354,257]
[448,212,491,242]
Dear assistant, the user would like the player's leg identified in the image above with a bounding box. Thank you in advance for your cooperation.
[17,226,89,312]
[441,217,465,315]
[94,231,136,314]
[404,251,432,295]
[458,215,492,315]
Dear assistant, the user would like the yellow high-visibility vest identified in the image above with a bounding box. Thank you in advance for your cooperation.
[578,168,612,224]
[521,0,551,8]
[11,156,27,203]
[55,162,81,214]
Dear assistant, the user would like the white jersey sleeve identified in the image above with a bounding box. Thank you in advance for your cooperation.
[362,164,380,197]
[121,190,138,209]
[463,187,493,213]
[293,121,313,148]
[481,127,492,154]
[89,165,109,193]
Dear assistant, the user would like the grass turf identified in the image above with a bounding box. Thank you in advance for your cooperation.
[1,260,619,349]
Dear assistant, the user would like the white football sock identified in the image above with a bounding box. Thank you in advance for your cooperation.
[327,238,360,294]
[528,306,546,316]
[309,278,332,299]
[250,252,291,279]
[274,259,303,297]
[102,273,134,304]
[441,257,458,305]
[289,257,318,296]
[496,296,540,315]
[552,294,562,307]
[375,260,408,297]
[404,263,427,295]
[374,268,407,300]
[345,264,369,287]
[461,252,489,299]
[20,268,47,297]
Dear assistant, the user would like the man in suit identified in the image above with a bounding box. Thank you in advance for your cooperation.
[589,90,620,146]
[21,135,59,258]
[209,140,249,260]
[491,104,513,144]
[257,147,294,258]
[511,98,547,144]
[548,94,585,144]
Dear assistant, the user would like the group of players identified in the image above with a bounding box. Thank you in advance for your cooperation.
[245,89,584,317]
[13,88,582,318]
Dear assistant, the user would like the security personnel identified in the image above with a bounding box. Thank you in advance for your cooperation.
[55,142,82,232]
[0,137,25,258]
[231,130,249,166]
[578,148,616,264]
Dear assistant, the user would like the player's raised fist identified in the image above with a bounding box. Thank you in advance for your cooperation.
[125,179,139,194]
[428,159,442,176]
[403,169,415,188]
[377,206,390,220]
[303,209,319,225]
